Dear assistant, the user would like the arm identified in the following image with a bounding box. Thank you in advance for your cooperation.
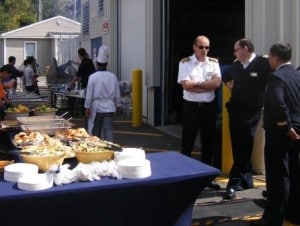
[182,74,221,93]
[3,79,16,89]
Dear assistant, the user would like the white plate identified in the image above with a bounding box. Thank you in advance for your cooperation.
[4,163,39,182]
[115,148,145,163]
[117,159,151,179]
[18,173,54,191]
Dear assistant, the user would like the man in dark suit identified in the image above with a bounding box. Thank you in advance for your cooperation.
[222,38,273,199]
[251,43,300,226]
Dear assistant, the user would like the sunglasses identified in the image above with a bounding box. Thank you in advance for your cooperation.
[197,45,210,50]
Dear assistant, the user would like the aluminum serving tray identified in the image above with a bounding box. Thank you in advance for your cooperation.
[20,121,72,136]
[17,115,63,125]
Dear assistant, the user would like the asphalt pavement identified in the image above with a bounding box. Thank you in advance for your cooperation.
[108,114,266,226]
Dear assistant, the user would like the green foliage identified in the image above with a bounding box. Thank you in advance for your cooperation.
[0,0,80,33]
[0,0,37,32]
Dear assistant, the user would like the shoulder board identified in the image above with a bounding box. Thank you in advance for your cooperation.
[180,57,191,63]
[208,57,218,63]
[262,55,269,58]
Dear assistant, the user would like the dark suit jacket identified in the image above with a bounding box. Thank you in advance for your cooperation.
[263,64,300,133]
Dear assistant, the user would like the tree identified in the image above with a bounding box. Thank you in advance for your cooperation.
[0,0,36,32]
[42,0,81,21]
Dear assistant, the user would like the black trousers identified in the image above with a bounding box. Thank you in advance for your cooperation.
[227,108,261,189]
[181,99,219,168]
[263,129,300,226]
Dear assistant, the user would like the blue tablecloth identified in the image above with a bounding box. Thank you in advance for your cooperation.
[0,151,220,226]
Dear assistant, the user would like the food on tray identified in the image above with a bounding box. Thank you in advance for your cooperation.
[70,139,111,152]
[21,151,65,172]
[34,104,57,112]
[55,128,90,140]
[13,131,45,146]
[20,136,74,158]
[6,104,29,113]
[0,160,15,172]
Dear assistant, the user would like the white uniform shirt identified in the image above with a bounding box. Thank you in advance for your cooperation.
[85,70,121,112]
[84,70,121,133]
[177,54,221,102]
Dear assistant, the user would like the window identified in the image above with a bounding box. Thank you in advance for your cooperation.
[82,2,90,36]
[98,0,104,16]
[24,41,37,59]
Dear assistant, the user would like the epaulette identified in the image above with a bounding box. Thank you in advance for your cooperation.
[262,54,269,58]
[208,57,218,63]
[181,57,191,63]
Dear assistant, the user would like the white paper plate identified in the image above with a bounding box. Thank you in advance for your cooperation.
[115,148,146,163]
[4,163,39,182]
[18,173,54,191]
[117,159,151,179]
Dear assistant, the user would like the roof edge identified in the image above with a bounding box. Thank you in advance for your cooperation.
[0,15,81,37]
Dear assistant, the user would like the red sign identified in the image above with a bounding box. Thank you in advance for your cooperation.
[103,18,109,33]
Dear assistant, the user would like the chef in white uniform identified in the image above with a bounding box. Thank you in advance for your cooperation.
[84,45,121,142]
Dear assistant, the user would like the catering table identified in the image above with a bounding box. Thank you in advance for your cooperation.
[53,92,85,118]
[8,91,50,108]
[0,151,220,226]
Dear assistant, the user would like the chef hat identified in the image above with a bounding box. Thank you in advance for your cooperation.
[96,45,109,63]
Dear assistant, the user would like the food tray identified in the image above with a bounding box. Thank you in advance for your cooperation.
[17,115,63,125]
[5,111,31,120]
[20,122,72,136]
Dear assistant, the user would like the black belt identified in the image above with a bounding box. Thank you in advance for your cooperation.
[184,99,213,107]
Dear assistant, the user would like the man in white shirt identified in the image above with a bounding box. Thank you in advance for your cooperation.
[177,35,222,189]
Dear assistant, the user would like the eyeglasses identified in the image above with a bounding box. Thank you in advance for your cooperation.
[197,45,210,50]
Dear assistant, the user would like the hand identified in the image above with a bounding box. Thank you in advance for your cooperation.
[85,109,91,118]
[287,128,300,140]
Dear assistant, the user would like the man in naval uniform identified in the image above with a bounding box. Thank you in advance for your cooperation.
[84,45,121,142]
[222,38,273,200]
[251,43,300,226]
[177,35,222,189]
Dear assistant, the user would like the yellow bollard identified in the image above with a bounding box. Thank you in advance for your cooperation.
[132,69,142,127]
[222,84,233,175]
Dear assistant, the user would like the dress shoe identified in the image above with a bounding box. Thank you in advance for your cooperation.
[225,188,236,199]
[235,185,244,191]
[206,180,222,190]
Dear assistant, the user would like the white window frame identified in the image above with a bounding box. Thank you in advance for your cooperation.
[24,41,37,60]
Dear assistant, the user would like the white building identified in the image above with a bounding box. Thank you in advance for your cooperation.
[80,0,300,126]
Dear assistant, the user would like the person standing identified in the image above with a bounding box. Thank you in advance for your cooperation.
[177,35,222,189]
[70,48,95,90]
[250,43,300,226]
[84,45,121,142]
[222,38,273,199]
[0,65,13,120]
[23,56,39,94]
[5,56,23,90]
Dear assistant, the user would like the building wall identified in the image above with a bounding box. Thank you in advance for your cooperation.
[83,0,300,126]
[246,0,300,66]
[3,39,24,68]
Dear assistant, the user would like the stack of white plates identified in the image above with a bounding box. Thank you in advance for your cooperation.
[117,158,151,179]
[4,163,39,182]
[17,173,54,191]
[114,148,146,163]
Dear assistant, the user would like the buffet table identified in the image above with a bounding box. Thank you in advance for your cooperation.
[0,151,220,226]
[8,91,50,108]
